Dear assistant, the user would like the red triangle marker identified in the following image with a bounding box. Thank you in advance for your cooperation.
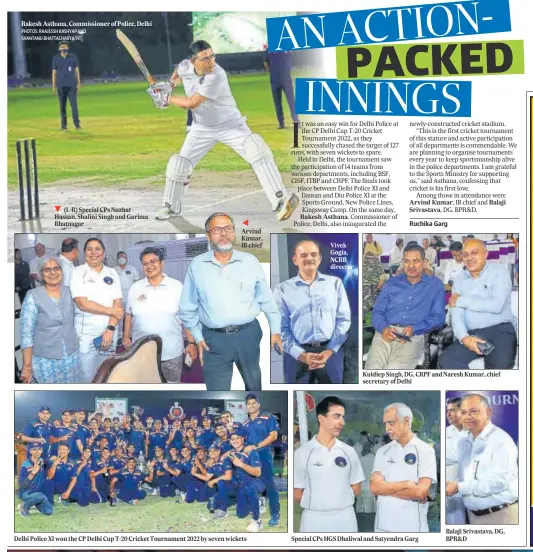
[243,219,249,226]
[54,206,61,212]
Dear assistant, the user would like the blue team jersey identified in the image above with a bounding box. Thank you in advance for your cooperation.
[207,458,232,478]
[148,431,167,451]
[91,459,112,485]
[114,469,145,491]
[231,450,261,485]
[49,461,75,484]
[197,428,217,448]
[23,420,52,457]
[113,428,125,443]
[111,457,127,472]
[125,429,146,453]
[178,459,193,475]
[50,425,77,457]
[167,430,183,449]
[18,460,45,496]
[74,425,92,453]
[242,412,280,448]
[73,461,92,487]
[214,438,233,455]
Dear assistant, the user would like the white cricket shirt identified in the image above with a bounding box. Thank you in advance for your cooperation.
[294,436,364,512]
[177,60,243,128]
[372,435,437,532]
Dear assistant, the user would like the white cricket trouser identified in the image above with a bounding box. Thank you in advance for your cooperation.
[179,118,288,209]
[300,506,358,533]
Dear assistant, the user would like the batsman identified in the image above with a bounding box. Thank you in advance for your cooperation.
[147,40,300,221]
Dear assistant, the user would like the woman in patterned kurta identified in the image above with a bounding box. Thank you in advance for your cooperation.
[20,257,81,383]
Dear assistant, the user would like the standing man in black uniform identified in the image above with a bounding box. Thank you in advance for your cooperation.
[52,42,81,130]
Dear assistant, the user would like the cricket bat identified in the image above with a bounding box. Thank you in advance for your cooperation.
[116,29,156,86]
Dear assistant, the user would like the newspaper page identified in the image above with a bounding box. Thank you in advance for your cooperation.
[6,1,531,551]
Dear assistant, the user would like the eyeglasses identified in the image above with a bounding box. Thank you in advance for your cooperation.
[141,259,161,267]
[43,266,62,274]
[209,225,235,235]
[197,53,216,63]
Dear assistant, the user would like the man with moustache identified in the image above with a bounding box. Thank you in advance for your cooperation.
[446,394,518,524]
[366,243,445,370]
[445,397,468,524]
[439,239,517,369]
[123,246,197,383]
[370,403,437,532]
[294,396,364,532]
[179,212,282,390]
[273,239,351,384]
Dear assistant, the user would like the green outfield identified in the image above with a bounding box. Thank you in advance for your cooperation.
[7,75,294,188]
[14,487,288,533]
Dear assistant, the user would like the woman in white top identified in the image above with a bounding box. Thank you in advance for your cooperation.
[70,238,124,383]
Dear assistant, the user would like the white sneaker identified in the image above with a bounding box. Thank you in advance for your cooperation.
[275,193,300,221]
[151,487,160,496]
[246,519,263,532]
[155,206,181,220]
[259,496,266,515]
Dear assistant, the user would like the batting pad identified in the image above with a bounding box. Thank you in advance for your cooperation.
[244,134,288,210]
[164,155,192,213]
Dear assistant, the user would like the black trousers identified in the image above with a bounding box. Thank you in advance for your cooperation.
[58,86,80,128]
[439,322,517,369]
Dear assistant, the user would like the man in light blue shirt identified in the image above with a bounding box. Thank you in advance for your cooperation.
[274,240,350,383]
[440,239,516,369]
[179,212,282,390]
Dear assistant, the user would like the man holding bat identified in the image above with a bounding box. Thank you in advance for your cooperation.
[146,40,300,222]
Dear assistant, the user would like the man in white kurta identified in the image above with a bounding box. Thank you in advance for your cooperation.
[371,403,437,532]
[294,396,364,532]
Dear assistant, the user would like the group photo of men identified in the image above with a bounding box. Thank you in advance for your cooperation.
[14,214,283,388]
[445,391,518,525]
[270,233,358,384]
[293,391,440,533]
[362,233,519,370]
[14,391,288,532]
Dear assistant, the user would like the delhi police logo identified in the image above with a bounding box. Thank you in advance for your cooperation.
[138,294,147,302]
[335,456,347,467]
[404,453,417,465]
[103,276,114,285]
[126,270,131,275]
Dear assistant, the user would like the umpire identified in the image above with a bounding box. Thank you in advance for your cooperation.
[52,42,81,130]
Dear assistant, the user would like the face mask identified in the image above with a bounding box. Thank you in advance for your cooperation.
[118,257,127,266]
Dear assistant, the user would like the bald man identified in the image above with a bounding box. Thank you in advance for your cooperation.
[439,239,516,369]
[273,240,351,383]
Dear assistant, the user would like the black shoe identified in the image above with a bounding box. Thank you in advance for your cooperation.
[75,125,82,130]
[60,127,67,131]
[278,123,286,129]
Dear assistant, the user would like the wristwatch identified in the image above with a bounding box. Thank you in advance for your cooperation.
[107,325,116,331]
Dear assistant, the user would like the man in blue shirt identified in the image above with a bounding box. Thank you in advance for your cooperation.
[49,410,77,458]
[263,50,299,130]
[21,406,53,460]
[366,243,445,369]
[146,419,167,459]
[73,409,91,460]
[229,432,266,532]
[89,447,112,503]
[145,446,175,497]
[51,41,81,130]
[17,444,54,517]
[110,457,148,505]
[61,447,92,507]
[440,239,517,369]
[166,419,184,451]
[195,445,234,516]
[42,443,75,506]
[95,418,117,452]
[274,239,351,384]
[242,393,281,527]
[213,422,233,455]
[179,212,282,390]
[197,416,217,449]
[124,419,146,455]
